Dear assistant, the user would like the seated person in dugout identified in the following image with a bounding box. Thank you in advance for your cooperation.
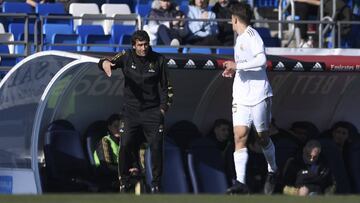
[282,140,334,196]
[93,114,141,189]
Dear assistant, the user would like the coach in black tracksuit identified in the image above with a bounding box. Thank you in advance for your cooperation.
[98,30,173,193]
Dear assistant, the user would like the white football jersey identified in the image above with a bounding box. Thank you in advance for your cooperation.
[233,26,273,105]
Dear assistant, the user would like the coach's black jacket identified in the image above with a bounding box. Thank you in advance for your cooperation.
[98,48,173,111]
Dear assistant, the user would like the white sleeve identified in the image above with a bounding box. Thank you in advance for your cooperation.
[250,32,265,55]
[236,52,266,70]
[236,34,266,70]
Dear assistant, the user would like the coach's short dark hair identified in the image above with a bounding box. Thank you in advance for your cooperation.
[107,114,121,126]
[131,30,150,45]
[229,2,252,26]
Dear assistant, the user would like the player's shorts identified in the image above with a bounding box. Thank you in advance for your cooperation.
[232,97,271,132]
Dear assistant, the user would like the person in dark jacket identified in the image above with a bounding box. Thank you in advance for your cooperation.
[207,118,233,152]
[98,30,173,193]
[283,140,334,196]
[211,0,235,45]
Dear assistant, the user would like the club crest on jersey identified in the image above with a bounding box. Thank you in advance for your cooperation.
[148,63,155,72]
[239,44,244,51]
[131,63,136,69]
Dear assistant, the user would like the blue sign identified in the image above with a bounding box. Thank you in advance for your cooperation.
[0,176,13,194]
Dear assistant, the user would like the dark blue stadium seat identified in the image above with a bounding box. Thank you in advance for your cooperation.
[83,120,108,166]
[2,2,34,25]
[216,48,234,55]
[43,24,73,44]
[256,0,279,8]
[0,70,8,78]
[345,22,360,48]
[273,137,300,172]
[76,25,105,44]
[116,46,125,52]
[346,139,360,193]
[44,120,97,192]
[184,47,212,54]
[48,34,80,51]
[166,120,202,151]
[179,5,189,14]
[119,34,132,45]
[36,3,65,15]
[2,2,33,13]
[145,136,191,193]
[136,0,151,4]
[152,47,179,53]
[111,24,136,44]
[255,27,272,38]
[254,27,281,47]
[84,34,114,52]
[187,137,228,194]
[43,13,73,27]
[8,23,35,41]
[318,138,351,194]
[0,45,9,54]
[15,33,40,54]
[264,37,281,47]
[179,0,189,6]
[135,3,151,18]
[0,57,17,67]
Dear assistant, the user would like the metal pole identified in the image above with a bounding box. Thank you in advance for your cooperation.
[278,0,283,39]
[331,0,336,48]
[337,21,341,48]
[34,17,38,52]
[39,16,43,52]
[319,0,323,48]
[24,16,29,56]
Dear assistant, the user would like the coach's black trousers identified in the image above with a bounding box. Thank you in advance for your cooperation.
[118,105,164,186]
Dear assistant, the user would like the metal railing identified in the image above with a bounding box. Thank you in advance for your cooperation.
[0,5,357,65]
[0,13,38,57]
[278,0,342,48]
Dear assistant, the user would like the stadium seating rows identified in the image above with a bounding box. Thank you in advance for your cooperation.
[0,2,280,56]
[0,1,358,66]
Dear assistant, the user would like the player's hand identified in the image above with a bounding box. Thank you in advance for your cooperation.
[223,61,236,70]
[103,60,115,77]
[222,68,235,78]
[160,109,165,116]
[222,61,236,78]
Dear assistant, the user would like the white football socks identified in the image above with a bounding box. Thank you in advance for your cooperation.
[261,139,277,173]
[233,148,248,184]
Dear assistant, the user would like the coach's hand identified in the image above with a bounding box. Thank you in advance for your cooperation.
[102,60,115,77]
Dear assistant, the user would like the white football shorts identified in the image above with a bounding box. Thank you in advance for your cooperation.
[232,97,272,132]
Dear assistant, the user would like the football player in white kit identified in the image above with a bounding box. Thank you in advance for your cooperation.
[222,2,278,194]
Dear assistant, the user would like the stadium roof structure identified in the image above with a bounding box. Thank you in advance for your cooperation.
[0,49,360,194]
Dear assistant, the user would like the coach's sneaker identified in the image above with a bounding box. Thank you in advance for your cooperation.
[119,179,132,193]
[119,183,131,193]
[264,171,278,195]
[150,184,161,194]
[226,180,249,194]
